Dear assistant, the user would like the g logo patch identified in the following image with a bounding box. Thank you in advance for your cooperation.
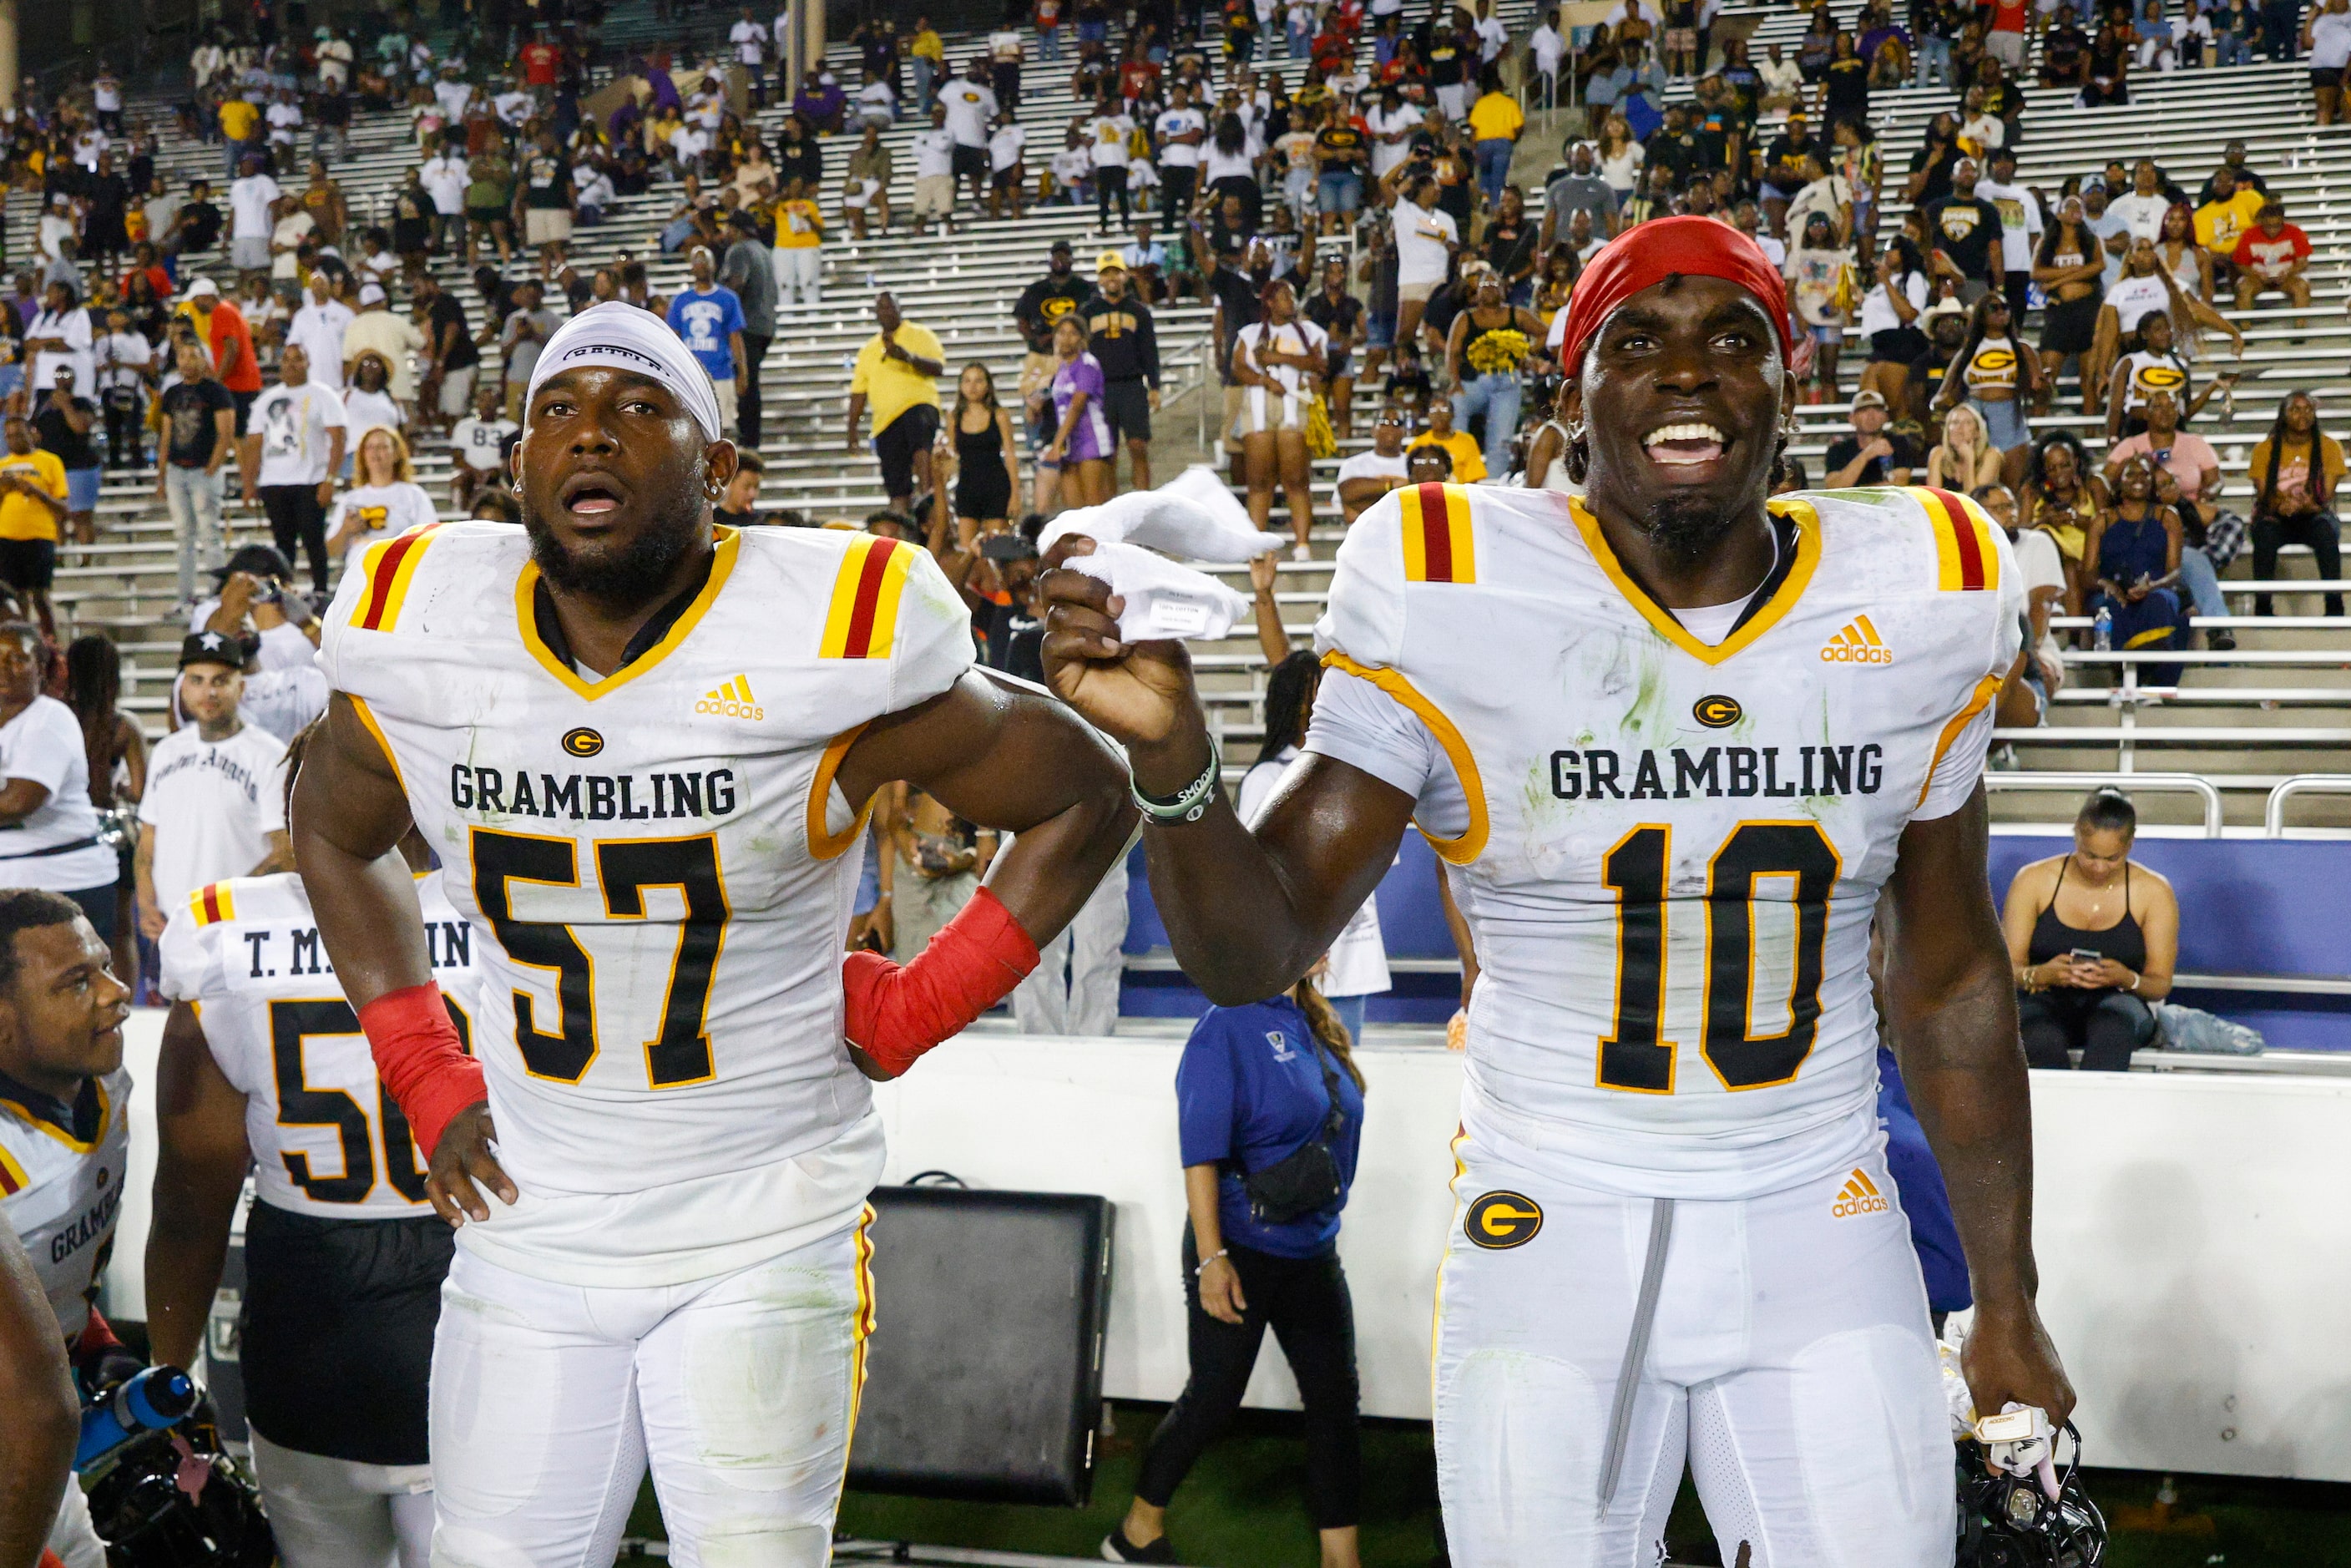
[561,727,604,758]
[1464,1191,1544,1249]
[1693,694,1742,729]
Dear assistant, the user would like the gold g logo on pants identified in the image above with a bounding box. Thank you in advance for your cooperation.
[1464,1191,1545,1249]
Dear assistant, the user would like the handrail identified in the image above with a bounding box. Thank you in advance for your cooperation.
[2265,776,2351,837]
[1983,771,2224,837]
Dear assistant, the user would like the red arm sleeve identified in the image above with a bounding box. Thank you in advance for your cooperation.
[357,982,486,1163]
[841,887,1042,1078]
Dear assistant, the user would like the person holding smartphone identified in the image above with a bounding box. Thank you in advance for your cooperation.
[2001,787,2178,1070]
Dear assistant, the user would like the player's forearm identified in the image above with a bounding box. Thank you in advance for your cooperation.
[143,1178,239,1372]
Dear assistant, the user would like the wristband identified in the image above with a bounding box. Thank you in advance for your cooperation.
[358,981,485,1164]
[1194,1248,1229,1276]
[1133,736,1221,825]
[842,886,1041,1078]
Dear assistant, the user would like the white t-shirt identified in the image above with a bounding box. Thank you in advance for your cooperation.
[1978,177,2044,267]
[331,481,439,573]
[250,382,350,488]
[1367,104,1421,178]
[1202,144,1255,184]
[940,80,998,146]
[990,123,1028,171]
[731,18,768,62]
[988,28,1023,59]
[421,154,469,214]
[2012,525,2068,670]
[229,172,281,239]
[1052,145,1093,187]
[93,331,152,395]
[28,306,94,394]
[0,696,118,893]
[341,386,404,438]
[138,721,288,913]
[1236,318,1330,397]
[1335,448,1410,487]
[450,413,517,472]
[913,128,956,179]
[1531,23,1565,71]
[856,81,896,121]
[2107,190,2172,242]
[2104,271,2172,332]
[286,299,356,389]
[1857,270,1929,337]
[1155,106,1206,167]
[1393,199,1459,286]
[1089,114,1134,169]
[240,665,331,747]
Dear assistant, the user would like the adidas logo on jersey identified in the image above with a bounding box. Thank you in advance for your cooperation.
[1820,615,1893,665]
[695,675,764,721]
[1831,1168,1891,1218]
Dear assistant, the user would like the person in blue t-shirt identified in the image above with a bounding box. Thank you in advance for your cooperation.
[1103,979,1367,1567]
[662,245,748,434]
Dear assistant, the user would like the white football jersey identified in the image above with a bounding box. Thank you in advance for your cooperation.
[1311,483,2021,1200]
[156,871,483,1221]
[1,1065,131,1339]
[316,522,974,1284]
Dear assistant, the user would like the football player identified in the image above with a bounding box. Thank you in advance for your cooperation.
[0,1222,75,1568]
[291,304,1135,1565]
[144,747,481,1568]
[1042,219,2075,1565]
[0,889,134,1567]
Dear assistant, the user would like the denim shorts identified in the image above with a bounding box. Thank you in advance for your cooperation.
[1317,169,1363,214]
[1366,308,1397,350]
[65,467,100,511]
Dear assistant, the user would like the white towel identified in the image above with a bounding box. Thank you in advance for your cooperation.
[1038,469,1284,563]
[1066,540,1253,644]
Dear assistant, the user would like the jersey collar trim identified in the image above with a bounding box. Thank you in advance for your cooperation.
[515,526,741,701]
[1566,496,1821,668]
[0,1070,109,1151]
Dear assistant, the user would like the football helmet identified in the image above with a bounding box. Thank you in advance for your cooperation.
[82,1393,275,1567]
[1954,1420,2106,1568]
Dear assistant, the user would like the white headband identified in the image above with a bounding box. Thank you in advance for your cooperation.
[524,301,726,445]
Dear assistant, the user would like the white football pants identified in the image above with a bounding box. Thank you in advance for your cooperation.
[249,1429,434,1568]
[1433,1137,1954,1568]
[427,1211,872,1568]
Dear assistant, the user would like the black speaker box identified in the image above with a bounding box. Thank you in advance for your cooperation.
[847,1183,1115,1506]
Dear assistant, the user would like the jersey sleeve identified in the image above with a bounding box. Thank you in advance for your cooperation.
[1915,508,2025,822]
[1302,668,1472,840]
[154,898,220,1004]
[882,538,978,712]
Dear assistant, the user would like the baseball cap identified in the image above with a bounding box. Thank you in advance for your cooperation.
[358,281,387,306]
[179,630,243,671]
[187,276,220,298]
[1849,389,1888,412]
[1095,248,1127,274]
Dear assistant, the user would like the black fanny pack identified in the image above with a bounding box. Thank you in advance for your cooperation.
[1239,1036,1347,1226]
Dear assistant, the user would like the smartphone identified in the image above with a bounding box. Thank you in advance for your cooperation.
[2068,948,2103,964]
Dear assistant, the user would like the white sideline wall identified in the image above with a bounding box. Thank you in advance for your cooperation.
[103,1015,2351,1482]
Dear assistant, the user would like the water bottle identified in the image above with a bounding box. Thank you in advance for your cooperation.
[2093,605,2113,652]
[77,1365,198,1469]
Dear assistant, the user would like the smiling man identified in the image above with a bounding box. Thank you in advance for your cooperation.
[290,301,1134,1565]
[1041,217,2074,1565]
[0,888,134,1567]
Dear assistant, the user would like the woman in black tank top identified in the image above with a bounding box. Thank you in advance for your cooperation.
[2000,788,2179,1070]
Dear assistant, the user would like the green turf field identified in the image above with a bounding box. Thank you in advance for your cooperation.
[621,1402,2351,1566]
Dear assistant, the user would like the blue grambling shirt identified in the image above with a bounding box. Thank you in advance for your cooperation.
[664,285,746,382]
[1176,996,1365,1258]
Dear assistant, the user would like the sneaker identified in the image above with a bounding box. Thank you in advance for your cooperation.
[1101,1527,1176,1563]
[2207,627,2237,651]
[1291,542,1312,562]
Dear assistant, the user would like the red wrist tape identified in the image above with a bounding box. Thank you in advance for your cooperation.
[359,981,486,1163]
[843,887,1041,1078]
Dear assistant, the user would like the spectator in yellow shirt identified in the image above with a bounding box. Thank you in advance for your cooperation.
[0,412,71,637]
[771,178,827,311]
[910,17,948,113]
[1467,67,1524,206]
[217,92,261,185]
[846,291,947,515]
[1408,398,1487,483]
[2192,165,2265,293]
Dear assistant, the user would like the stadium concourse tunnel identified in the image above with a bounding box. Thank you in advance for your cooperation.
[1116,832,2351,1051]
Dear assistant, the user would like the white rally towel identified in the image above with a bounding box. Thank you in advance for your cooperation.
[1065,539,1254,645]
[1038,467,1285,562]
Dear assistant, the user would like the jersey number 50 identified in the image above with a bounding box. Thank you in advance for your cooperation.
[471,828,730,1088]
[1598,821,1841,1095]
[271,995,471,1204]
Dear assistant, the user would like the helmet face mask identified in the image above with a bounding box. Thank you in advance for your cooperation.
[1955,1424,2107,1568]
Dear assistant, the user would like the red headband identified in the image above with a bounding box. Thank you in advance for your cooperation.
[1555,216,1795,377]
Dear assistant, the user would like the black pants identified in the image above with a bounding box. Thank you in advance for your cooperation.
[1134,1233,1361,1530]
[2004,271,2031,333]
[1096,164,1130,230]
[1160,164,1198,229]
[737,331,771,448]
[2019,987,2156,1071]
[2251,510,2343,615]
[260,483,330,594]
[104,396,144,468]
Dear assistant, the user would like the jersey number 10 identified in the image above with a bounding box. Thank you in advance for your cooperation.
[471,829,730,1088]
[1597,821,1840,1095]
